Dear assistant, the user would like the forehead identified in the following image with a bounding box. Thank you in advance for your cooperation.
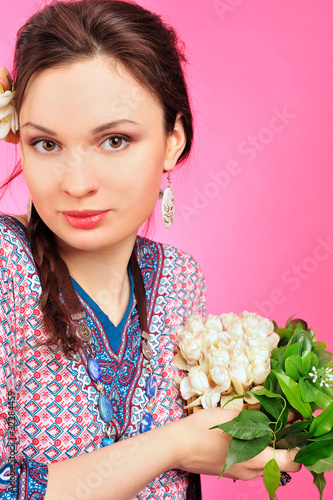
[20,58,164,131]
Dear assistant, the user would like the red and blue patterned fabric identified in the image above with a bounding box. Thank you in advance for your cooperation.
[0,215,206,499]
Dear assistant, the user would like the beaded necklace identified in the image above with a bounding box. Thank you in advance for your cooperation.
[57,249,158,446]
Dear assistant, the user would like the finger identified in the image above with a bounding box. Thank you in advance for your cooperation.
[274,449,301,473]
[245,447,301,474]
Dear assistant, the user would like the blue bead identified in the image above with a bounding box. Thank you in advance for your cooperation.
[88,358,102,382]
[98,395,113,423]
[146,375,158,399]
[102,437,115,447]
[140,412,153,433]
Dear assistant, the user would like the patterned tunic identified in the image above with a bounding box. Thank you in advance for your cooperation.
[0,215,206,499]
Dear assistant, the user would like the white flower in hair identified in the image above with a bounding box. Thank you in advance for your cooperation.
[0,68,19,143]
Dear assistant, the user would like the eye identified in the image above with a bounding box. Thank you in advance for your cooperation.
[100,135,129,151]
[33,139,61,154]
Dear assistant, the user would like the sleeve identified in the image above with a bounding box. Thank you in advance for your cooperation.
[0,225,48,498]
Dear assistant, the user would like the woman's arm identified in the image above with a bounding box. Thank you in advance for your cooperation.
[45,408,300,500]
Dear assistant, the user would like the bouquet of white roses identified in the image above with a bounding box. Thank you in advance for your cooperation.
[175,313,333,500]
[175,312,280,411]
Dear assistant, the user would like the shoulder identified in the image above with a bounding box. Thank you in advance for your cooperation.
[136,235,206,314]
[136,235,205,279]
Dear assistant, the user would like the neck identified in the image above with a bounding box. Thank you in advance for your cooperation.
[56,234,137,326]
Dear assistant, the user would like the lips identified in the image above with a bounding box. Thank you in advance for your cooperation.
[62,210,109,229]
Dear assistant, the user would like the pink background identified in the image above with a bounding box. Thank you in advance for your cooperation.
[1,0,332,498]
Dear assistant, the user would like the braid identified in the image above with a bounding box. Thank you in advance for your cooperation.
[26,205,82,358]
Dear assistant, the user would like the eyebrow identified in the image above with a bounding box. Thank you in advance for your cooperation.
[20,119,140,136]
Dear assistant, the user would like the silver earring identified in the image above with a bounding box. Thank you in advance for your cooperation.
[162,170,174,228]
[27,196,32,223]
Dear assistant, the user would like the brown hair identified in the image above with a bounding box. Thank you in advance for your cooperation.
[1,0,194,358]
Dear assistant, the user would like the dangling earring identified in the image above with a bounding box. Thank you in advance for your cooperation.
[162,170,174,228]
[27,196,32,223]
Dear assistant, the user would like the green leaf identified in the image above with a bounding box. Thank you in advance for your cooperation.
[247,387,285,421]
[294,323,306,333]
[271,347,282,360]
[315,350,333,368]
[274,371,312,418]
[316,431,333,441]
[302,350,319,374]
[299,378,319,403]
[271,358,278,370]
[284,342,302,360]
[285,355,304,380]
[213,410,272,440]
[222,434,272,473]
[265,370,285,395]
[276,325,294,345]
[294,439,333,465]
[314,342,328,351]
[275,419,310,442]
[310,383,333,410]
[289,331,313,353]
[307,455,333,474]
[309,402,333,436]
[275,432,310,449]
[310,472,326,500]
[263,458,280,499]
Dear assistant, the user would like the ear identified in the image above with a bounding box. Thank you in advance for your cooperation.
[163,112,187,172]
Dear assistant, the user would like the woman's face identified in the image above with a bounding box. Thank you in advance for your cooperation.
[19,58,185,253]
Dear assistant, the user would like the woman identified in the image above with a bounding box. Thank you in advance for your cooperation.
[0,1,300,498]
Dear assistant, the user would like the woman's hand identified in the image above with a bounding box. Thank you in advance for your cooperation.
[224,447,300,481]
[173,408,301,479]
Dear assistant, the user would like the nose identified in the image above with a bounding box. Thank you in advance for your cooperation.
[60,146,98,198]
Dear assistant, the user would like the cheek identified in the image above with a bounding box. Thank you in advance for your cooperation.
[120,167,162,209]
[23,166,59,206]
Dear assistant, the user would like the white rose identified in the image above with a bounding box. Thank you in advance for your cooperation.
[267,332,280,350]
[185,315,205,336]
[258,318,275,336]
[243,316,259,332]
[188,366,210,395]
[230,361,252,388]
[173,352,189,371]
[251,359,270,385]
[201,328,220,349]
[220,313,238,330]
[179,338,202,363]
[245,328,262,341]
[204,315,223,333]
[175,325,194,343]
[209,347,230,367]
[210,366,231,392]
[201,386,223,409]
[230,341,248,359]
[229,349,250,369]
[227,321,244,338]
[249,342,270,362]
[180,376,197,399]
